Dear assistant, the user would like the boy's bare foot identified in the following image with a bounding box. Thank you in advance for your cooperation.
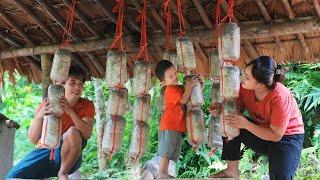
[209,169,239,179]
[156,172,174,179]
[58,174,69,180]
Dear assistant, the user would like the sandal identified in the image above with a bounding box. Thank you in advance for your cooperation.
[209,170,239,179]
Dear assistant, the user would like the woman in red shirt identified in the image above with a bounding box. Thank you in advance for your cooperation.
[211,56,304,179]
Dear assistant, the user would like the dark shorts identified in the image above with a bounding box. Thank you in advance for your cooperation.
[158,130,183,162]
[6,139,87,179]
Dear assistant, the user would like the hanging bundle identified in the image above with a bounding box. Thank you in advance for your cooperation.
[211,81,223,105]
[106,51,128,88]
[186,109,206,147]
[175,0,196,74]
[163,50,178,70]
[102,115,126,158]
[106,87,130,117]
[221,65,240,99]
[220,100,240,140]
[132,60,152,95]
[40,115,62,160]
[106,0,128,88]
[133,94,151,123]
[128,121,149,163]
[210,49,222,81]
[48,84,65,115]
[185,75,204,110]
[208,115,223,151]
[50,49,72,82]
[50,0,77,82]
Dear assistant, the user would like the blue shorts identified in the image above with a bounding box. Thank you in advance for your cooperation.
[6,139,86,179]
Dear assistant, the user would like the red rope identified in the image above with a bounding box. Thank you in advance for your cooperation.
[136,0,149,61]
[61,0,77,47]
[163,0,174,50]
[109,0,125,51]
[177,0,186,37]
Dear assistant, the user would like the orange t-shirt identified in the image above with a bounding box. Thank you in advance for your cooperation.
[160,85,187,132]
[239,83,304,135]
[35,97,95,145]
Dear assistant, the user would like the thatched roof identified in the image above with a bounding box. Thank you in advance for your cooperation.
[0,0,319,83]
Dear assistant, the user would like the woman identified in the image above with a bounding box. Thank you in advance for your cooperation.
[211,56,304,179]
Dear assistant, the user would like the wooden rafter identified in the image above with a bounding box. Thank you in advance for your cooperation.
[0,8,34,45]
[36,0,104,76]
[1,17,320,59]
[255,0,285,53]
[95,0,139,32]
[192,0,213,29]
[313,0,320,18]
[13,0,58,43]
[63,0,100,38]
[281,0,309,59]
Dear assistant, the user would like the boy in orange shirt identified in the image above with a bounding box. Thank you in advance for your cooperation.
[155,60,197,179]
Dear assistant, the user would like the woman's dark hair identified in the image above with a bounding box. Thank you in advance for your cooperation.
[155,60,174,82]
[246,56,285,89]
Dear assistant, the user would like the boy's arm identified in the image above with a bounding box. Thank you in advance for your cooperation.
[180,85,192,104]
[180,76,198,104]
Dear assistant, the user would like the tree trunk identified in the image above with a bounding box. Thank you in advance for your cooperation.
[93,78,108,171]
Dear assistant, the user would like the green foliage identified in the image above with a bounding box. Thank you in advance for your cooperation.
[1,63,320,179]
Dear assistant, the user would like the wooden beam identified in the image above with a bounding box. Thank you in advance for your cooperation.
[1,17,320,59]
[0,30,22,47]
[95,0,138,32]
[170,0,191,30]
[37,0,105,75]
[13,0,58,43]
[40,54,52,99]
[313,0,320,18]
[63,0,100,38]
[280,0,309,57]
[281,0,295,19]
[194,42,208,60]
[0,8,34,45]
[255,0,285,53]
[256,0,272,22]
[243,40,259,60]
[130,0,159,30]
[86,53,105,76]
[192,0,213,28]
[149,5,166,31]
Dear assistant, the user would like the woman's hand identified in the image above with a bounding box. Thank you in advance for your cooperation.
[224,114,249,129]
[34,98,52,120]
[59,98,74,115]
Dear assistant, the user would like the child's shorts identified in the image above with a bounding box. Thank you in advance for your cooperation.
[158,130,183,162]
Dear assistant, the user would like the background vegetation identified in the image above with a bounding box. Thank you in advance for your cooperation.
[1,63,319,179]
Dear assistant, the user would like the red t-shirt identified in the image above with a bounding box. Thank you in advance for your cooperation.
[239,83,304,135]
[160,85,187,132]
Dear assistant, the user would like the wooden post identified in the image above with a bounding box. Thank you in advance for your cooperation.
[93,78,108,171]
[0,113,19,179]
[41,54,52,99]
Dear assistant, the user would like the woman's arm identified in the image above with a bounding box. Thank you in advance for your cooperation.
[225,114,286,142]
